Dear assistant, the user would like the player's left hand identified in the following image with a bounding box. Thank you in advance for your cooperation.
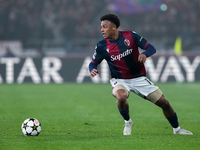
[90,69,99,77]
[138,54,147,63]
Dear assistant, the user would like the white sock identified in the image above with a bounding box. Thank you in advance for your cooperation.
[173,126,181,132]
[125,118,132,123]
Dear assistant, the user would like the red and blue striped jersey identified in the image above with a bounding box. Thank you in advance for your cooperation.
[89,31,156,79]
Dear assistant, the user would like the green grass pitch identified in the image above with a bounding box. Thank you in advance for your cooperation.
[0,83,200,150]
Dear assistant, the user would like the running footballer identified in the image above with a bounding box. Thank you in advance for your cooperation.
[89,13,193,135]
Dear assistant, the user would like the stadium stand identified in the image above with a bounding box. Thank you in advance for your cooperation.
[0,0,199,56]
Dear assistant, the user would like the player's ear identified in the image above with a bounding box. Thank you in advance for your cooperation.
[112,24,117,31]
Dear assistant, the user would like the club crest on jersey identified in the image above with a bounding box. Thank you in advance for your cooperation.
[124,39,130,46]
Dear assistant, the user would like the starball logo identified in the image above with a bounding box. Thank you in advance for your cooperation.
[111,49,133,61]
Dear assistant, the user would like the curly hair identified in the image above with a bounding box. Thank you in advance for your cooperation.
[100,13,120,28]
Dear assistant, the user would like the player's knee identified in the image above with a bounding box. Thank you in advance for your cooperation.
[115,91,127,105]
[114,88,128,98]
[116,93,127,102]
[156,97,171,110]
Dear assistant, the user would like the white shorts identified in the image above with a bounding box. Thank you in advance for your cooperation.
[110,76,159,99]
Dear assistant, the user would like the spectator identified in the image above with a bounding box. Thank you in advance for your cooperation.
[3,47,15,57]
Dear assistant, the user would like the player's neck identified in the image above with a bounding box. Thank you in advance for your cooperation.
[109,31,119,41]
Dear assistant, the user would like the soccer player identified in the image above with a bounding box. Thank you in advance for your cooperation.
[89,13,193,135]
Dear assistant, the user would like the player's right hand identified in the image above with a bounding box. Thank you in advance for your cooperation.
[90,69,99,77]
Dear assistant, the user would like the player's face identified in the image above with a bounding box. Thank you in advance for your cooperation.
[101,20,116,39]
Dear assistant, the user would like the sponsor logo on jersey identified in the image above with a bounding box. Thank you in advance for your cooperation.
[111,49,133,61]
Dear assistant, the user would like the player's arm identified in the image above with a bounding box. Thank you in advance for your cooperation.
[89,45,103,77]
[138,44,156,63]
[131,31,156,63]
[142,44,156,57]
[89,61,99,77]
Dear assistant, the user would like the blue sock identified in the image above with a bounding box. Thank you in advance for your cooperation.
[119,107,130,121]
[167,113,179,128]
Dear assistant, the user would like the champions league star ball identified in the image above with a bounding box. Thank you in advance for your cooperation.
[21,118,41,136]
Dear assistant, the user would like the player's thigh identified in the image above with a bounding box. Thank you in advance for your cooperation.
[146,88,163,103]
[112,84,129,99]
[129,77,162,103]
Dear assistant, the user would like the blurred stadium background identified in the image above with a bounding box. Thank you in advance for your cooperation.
[0,0,200,83]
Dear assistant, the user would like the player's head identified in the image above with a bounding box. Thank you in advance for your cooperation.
[100,13,120,40]
[100,13,120,28]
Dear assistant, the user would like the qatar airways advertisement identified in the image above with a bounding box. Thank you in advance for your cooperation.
[0,55,199,84]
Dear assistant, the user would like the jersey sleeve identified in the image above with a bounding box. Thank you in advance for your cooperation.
[92,44,104,64]
[131,31,149,49]
[89,44,104,72]
[131,31,156,57]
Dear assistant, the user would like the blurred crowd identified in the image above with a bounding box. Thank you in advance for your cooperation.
[0,0,106,50]
[0,0,199,54]
[127,0,200,50]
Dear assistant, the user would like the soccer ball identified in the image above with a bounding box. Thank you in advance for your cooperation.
[21,118,41,136]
